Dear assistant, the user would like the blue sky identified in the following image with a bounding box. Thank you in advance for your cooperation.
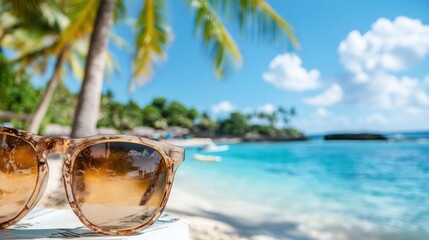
[54,0,429,134]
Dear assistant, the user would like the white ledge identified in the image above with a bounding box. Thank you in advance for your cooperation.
[0,207,189,240]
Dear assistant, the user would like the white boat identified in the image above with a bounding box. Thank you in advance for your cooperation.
[192,154,221,162]
[202,143,229,152]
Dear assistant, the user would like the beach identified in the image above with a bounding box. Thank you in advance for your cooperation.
[168,141,429,240]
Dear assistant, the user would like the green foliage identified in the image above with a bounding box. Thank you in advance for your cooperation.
[198,112,218,136]
[0,53,80,132]
[98,91,142,131]
[98,95,199,130]
[250,125,277,135]
[216,106,299,137]
[94,95,301,138]
[163,101,187,116]
[277,106,295,125]
[0,54,40,128]
[7,0,297,87]
[188,0,242,77]
[1,0,298,137]
[141,105,163,128]
[1,49,301,138]
[163,101,198,128]
[218,112,248,136]
[2,0,123,84]
[188,0,298,78]
[1,0,68,38]
[133,0,171,85]
[281,128,301,138]
[126,100,143,124]
[41,82,77,133]
[187,108,199,120]
[213,0,299,46]
[152,97,167,110]
[168,115,193,129]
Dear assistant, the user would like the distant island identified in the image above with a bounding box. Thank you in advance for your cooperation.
[324,133,387,141]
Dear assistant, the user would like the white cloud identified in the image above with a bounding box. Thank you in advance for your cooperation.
[339,16,429,83]
[242,107,254,115]
[315,107,331,117]
[424,75,429,86]
[416,91,429,106]
[258,104,276,114]
[357,73,420,109]
[358,113,388,126]
[296,108,429,134]
[305,84,343,106]
[212,101,235,115]
[295,16,429,132]
[263,53,320,91]
[334,16,429,113]
[405,106,424,115]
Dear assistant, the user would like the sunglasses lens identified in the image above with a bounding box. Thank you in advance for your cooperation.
[0,134,38,225]
[72,142,168,231]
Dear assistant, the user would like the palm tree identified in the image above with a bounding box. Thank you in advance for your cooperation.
[1,0,121,134]
[1,1,70,133]
[278,106,296,126]
[71,0,116,137]
[71,0,298,137]
[1,1,83,133]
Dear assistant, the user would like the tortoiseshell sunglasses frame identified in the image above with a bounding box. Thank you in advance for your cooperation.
[0,126,185,235]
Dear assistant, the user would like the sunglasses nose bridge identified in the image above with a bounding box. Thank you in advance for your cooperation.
[39,137,70,156]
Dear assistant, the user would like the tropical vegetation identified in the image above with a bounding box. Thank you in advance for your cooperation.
[0,59,301,139]
[0,0,298,138]
[0,0,121,133]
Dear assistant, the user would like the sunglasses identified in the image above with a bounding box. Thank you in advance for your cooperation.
[0,126,185,235]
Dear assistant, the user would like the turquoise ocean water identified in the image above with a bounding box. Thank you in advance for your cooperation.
[173,140,429,240]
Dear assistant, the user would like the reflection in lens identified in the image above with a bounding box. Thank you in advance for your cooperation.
[72,142,167,231]
[0,134,38,225]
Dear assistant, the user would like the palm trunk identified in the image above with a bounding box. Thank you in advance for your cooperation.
[27,48,67,134]
[71,0,116,138]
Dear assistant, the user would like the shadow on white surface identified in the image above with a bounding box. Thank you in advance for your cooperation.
[0,208,189,240]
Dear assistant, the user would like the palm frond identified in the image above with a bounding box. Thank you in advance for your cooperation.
[54,0,99,52]
[1,0,68,72]
[64,39,88,81]
[8,43,54,70]
[213,0,299,47]
[188,0,242,78]
[4,0,116,83]
[105,51,120,82]
[67,49,84,81]
[2,0,68,36]
[114,0,126,22]
[110,33,130,52]
[72,38,89,60]
[132,0,171,89]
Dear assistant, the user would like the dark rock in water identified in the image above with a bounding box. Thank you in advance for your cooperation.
[324,133,387,141]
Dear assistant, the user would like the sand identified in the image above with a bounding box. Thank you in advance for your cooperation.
[37,157,248,240]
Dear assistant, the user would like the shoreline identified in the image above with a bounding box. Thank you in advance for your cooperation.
[164,136,308,148]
